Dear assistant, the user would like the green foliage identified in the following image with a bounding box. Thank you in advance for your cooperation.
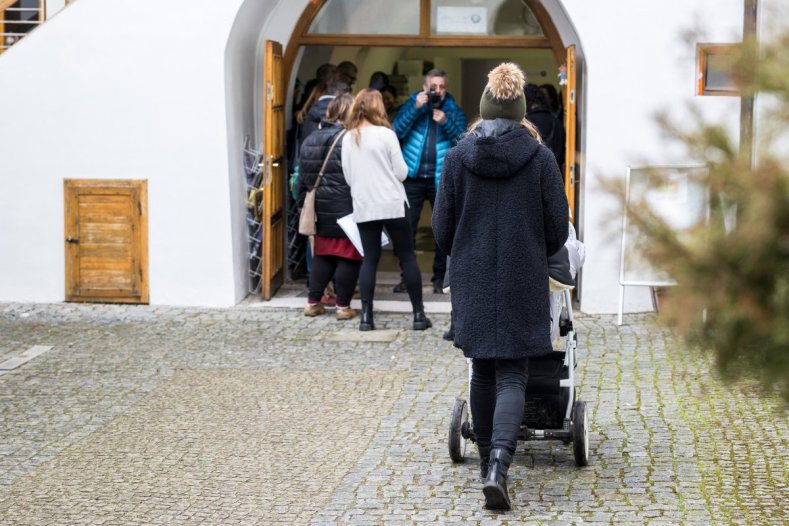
[623,34,789,403]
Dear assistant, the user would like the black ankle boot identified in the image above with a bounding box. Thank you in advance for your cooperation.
[478,445,490,482]
[483,448,512,510]
[359,301,374,331]
[412,306,432,331]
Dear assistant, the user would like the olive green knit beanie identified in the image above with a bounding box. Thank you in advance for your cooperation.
[479,62,527,121]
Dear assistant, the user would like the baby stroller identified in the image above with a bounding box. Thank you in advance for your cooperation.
[447,227,589,467]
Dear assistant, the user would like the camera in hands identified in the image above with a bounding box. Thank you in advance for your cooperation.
[427,87,443,108]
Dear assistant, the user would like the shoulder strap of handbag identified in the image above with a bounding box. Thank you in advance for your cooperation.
[311,130,346,192]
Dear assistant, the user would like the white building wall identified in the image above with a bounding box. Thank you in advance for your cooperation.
[557,0,743,313]
[0,0,749,312]
[0,0,246,307]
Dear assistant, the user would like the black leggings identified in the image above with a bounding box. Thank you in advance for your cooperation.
[308,255,361,308]
[469,358,529,455]
[357,216,423,309]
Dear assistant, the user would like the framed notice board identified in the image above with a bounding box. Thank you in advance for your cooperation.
[617,164,709,324]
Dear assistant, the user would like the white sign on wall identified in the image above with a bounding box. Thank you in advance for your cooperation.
[435,6,487,34]
[617,164,709,324]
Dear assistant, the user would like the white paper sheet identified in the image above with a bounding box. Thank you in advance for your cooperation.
[336,214,389,257]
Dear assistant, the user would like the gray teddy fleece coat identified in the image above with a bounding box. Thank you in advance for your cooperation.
[432,119,569,359]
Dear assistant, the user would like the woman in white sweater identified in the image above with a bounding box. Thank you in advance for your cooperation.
[342,89,431,332]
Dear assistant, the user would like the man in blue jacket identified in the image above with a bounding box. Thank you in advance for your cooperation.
[393,69,467,293]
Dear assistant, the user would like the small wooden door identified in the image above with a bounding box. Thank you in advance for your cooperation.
[564,45,577,222]
[64,179,148,303]
[260,40,285,299]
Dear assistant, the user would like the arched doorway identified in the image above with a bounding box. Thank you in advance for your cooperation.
[258,0,584,298]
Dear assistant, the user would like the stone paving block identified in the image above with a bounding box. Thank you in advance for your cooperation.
[0,304,786,525]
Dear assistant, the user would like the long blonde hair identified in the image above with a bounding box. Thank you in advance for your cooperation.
[466,117,543,143]
[345,89,392,145]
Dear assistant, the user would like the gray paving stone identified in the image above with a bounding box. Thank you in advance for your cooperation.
[0,303,785,525]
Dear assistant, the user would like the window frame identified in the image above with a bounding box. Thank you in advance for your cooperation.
[298,0,552,49]
[696,43,740,96]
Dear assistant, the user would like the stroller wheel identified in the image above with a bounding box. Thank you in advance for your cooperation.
[448,398,469,463]
[572,400,589,466]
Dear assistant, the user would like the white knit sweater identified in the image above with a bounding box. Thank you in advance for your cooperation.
[341,125,409,223]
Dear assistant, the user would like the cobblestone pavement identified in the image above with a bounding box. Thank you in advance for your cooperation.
[0,302,786,525]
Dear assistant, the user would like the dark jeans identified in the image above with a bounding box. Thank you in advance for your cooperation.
[357,215,423,309]
[470,358,529,455]
[308,255,361,308]
[403,177,447,283]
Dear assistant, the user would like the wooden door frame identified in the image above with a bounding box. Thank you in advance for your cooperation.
[275,0,582,280]
[283,0,567,87]
[260,40,286,299]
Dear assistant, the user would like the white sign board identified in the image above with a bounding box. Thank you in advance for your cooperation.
[435,6,487,34]
[617,164,709,324]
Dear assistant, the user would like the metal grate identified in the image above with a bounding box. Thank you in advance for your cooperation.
[243,136,264,294]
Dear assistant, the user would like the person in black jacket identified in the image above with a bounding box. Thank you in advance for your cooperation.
[433,63,569,511]
[297,94,360,320]
[297,80,352,153]
[526,83,565,168]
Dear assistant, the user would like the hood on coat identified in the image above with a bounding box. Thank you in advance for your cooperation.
[461,118,541,179]
[307,96,334,124]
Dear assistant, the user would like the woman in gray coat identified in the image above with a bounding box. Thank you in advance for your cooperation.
[432,63,568,510]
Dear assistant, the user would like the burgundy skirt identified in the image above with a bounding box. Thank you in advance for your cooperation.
[314,235,362,261]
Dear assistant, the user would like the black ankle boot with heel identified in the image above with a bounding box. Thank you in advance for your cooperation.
[483,448,512,510]
[359,301,374,331]
[412,305,432,331]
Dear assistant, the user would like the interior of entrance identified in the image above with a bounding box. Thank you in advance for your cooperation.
[289,45,562,279]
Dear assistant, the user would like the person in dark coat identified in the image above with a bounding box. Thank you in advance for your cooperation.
[432,63,569,511]
[297,94,361,320]
[297,81,351,152]
[525,83,565,168]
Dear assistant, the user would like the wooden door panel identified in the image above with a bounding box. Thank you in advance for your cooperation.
[64,179,148,304]
[261,40,285,299]
[564,45,577,222]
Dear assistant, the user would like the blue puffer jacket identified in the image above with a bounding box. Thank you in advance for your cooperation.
[392,92,467,188]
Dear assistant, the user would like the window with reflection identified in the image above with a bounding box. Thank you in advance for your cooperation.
[697,44,739,96]
[308,0,421,35]
[431,0,544,36]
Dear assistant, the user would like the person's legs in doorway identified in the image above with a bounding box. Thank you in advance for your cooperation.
[334,257,362,320]
[357,220,385,330]
[384,215,431,330]
[304,254,337,317]
[394,178,427,293]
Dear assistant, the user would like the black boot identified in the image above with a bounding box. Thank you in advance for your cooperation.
[360,301,374,331]
[442,312,455,341]
[483,448,512,510]
[412,306,432,331]
[478,445,490,482]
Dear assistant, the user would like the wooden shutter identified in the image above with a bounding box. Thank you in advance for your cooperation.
[64,179,148,303]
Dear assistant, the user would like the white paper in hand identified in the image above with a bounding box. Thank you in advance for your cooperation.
[337,214,389,257]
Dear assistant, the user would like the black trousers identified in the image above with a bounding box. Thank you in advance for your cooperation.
[357,215,423,309]
[403,177,447,283]
[308,255,361,308]
[469,358,529,455]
